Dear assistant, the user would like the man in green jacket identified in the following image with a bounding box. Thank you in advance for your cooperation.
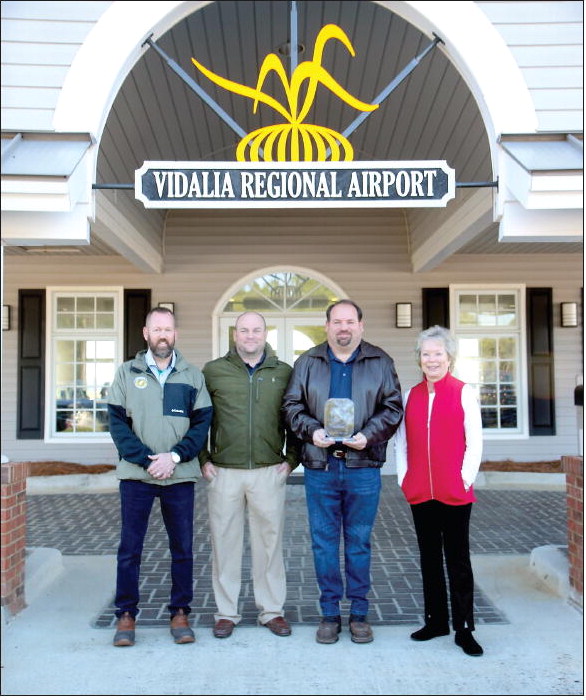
[200,311,298,639]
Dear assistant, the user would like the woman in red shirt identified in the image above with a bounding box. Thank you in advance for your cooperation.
[395,325,484,656]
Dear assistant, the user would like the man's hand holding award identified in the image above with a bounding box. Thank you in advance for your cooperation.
[312,399,367,451]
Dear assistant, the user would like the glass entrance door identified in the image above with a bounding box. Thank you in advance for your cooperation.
[287,319,326,364]
[219,316,325,366]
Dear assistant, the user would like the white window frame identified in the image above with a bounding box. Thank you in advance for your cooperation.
[220,315,328,367]
[450,284,528,440]
[212,266,346,360]
[45,287,123,443]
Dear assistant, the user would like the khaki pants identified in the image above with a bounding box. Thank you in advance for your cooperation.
[206,465,288,625]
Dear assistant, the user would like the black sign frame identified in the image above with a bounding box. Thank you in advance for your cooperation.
[135,160,456,209]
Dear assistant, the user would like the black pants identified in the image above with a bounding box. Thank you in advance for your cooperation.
[411,500,475,632]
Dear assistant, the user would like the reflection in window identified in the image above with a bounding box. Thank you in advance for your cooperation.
[292,325,327,358]
[55,340,115,434]
[52,292,118,437]
[57,294,115,330]
[457,292,518,328]
[455,288,522,433]
[223,272,338,313]
[457,335,519,430]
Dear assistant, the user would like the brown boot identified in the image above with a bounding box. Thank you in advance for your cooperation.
[113,612,135,647]
[316,617,341,644]
[170,609,195,644]
[349,619,374,644]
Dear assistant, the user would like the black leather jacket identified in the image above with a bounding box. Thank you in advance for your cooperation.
[282,340,403,469]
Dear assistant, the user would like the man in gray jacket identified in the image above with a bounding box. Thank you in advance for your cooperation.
[108,306,212,647]
[283,300,403,645]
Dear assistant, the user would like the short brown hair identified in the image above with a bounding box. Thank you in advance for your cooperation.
[145,306,175,325]
[326,299,363,321]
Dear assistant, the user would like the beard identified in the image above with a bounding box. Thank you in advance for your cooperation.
[335,334,352,347]
[149,338,174,359]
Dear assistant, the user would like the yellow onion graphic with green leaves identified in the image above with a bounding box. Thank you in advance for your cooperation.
[191,24,378,162]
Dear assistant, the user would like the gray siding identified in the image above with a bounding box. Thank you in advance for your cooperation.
[1,0,114,130]
[1,2,582,134]
[477,1,583,131]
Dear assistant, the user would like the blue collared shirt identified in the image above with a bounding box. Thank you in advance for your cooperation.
[327,345,360,466]
[244,351,266,376]
[328,345,359,400]
[146,349,176,386]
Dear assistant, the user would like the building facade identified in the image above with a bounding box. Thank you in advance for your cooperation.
[1,1,583,470]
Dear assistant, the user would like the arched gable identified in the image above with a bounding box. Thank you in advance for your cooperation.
[376,2,538,156]
[53,1,211,138]
[54,0,537,152]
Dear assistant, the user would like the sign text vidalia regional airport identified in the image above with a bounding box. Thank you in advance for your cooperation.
[135,161,455,209]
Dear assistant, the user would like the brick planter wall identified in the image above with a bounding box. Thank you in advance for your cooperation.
[562,455,583,608]
[1,462,29,616]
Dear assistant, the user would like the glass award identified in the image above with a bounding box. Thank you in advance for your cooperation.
[324,398,355,441]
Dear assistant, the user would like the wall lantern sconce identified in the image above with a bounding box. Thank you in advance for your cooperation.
[158,302,175,314]
[395,302,412,328]
[561,302,578,327]
[2,305,11,331]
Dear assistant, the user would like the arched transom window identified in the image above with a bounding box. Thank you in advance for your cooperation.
[218,270,344,365]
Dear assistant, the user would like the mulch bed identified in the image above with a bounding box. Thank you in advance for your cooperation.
[28,462,116,476]
[26,459,562,477]
[480,460,562,473]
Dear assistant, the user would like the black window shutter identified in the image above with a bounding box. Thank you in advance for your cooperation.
[526,288,555,435]
[124,289,151,360]
[17,289,45,439]
[422,288,449,329]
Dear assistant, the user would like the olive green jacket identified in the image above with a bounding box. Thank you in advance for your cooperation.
[199,345,299,470]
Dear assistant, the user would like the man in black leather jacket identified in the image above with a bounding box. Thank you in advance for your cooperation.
[283,299,403,645]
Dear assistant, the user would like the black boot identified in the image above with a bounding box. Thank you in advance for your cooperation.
[410,624,450,641]
[455,629,484,656]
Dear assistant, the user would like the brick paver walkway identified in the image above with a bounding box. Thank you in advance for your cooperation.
[26,477,567,629]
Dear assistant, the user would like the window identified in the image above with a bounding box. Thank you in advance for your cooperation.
[452,286,526,436]
[48,289,122,439]
[222,271,338,314]
[219,270,342,365]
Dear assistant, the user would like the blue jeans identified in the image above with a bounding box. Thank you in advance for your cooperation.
[115,480,195,619]
[304,464,381,618]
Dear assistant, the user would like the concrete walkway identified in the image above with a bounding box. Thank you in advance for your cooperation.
[1,473,583,697]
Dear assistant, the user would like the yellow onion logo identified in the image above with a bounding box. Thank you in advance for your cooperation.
[191,24,378,162]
